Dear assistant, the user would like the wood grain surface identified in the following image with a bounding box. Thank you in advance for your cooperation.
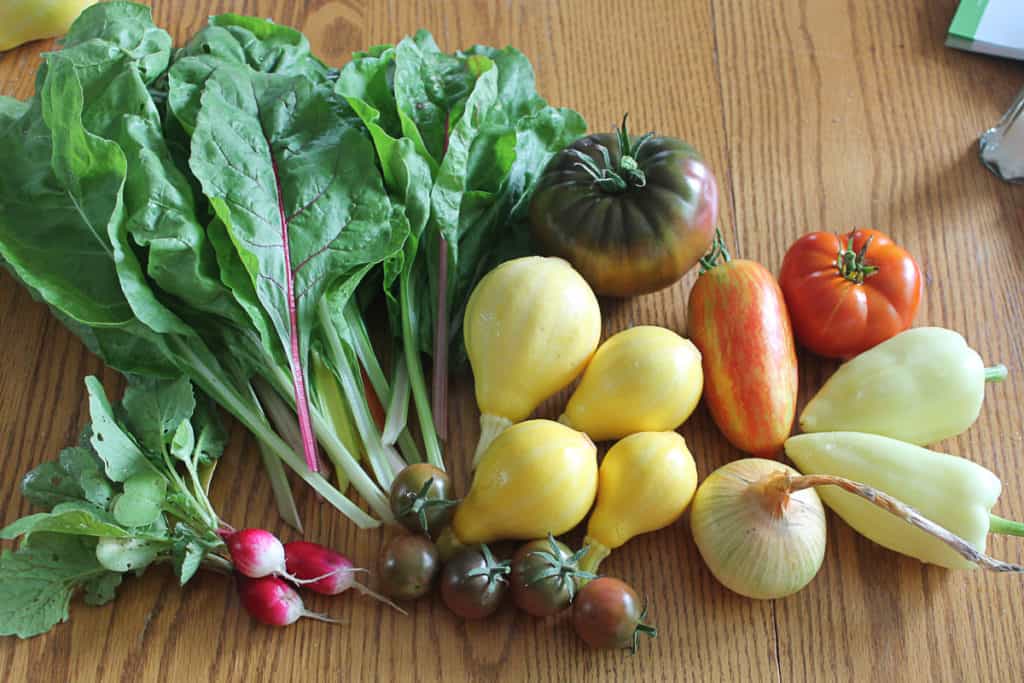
[1,1,1023,681]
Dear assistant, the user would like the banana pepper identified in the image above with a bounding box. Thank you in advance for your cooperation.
[799,327,1007,445]
[0,1,96,52]
[785,432,1023,570]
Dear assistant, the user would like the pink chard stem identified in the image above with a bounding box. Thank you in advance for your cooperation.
[272,158,319,472]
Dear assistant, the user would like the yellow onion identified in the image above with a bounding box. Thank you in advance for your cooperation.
[690,458,1024,601]
[689,459,826,599]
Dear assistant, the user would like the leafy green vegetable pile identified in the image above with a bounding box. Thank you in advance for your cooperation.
[0,3,585,530]
[0,376,230,638]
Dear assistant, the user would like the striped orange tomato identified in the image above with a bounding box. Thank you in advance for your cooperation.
[686,237,797,457]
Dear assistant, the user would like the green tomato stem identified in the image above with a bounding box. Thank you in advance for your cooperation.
[631,603,658,655]
[985,364,1009,383]
[698,228,732,272]
[989,513,1024,537]
[833,233,879,284]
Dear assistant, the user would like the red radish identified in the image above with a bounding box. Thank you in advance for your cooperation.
[237,575,340,626]
[285,541,407,614]
[223,528,333,585]
[224,528,289,579]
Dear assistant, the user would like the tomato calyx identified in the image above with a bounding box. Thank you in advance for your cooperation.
[395,476,459,536]
[568,114,653,193]
[834,233,880,284]
[464,544,511,585]
[698,227,732,273]
[524,534,598,602]
[630,601,658,655]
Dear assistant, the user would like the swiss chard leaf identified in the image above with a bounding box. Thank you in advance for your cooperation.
[44,31,246,335]
[0,89,134,329]
[168,13,333,135]
[393,31,475,163]
[62,1,172,84]
[187,67,408,468]
[0,534,119,639]
[0,95,26,120]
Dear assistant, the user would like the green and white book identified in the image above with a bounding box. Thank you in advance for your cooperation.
[947,0,1024,61]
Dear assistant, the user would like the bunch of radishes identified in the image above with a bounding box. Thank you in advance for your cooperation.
[223,528,402,626]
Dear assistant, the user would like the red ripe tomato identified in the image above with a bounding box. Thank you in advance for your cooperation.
[779,229,922,359]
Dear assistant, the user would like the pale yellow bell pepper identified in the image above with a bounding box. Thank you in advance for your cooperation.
[786,432,1024,570]
[0,1,96,52]
[799,327,1006,445]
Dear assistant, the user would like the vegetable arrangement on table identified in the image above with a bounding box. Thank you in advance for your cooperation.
[0,0,1021,658]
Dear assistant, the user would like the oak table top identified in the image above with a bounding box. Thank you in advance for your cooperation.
[2,1,1023,681]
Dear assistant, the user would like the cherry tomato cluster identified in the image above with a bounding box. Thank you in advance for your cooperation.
[377,464,657,653]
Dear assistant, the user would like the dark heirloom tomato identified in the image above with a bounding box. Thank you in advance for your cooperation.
[529,115,718,297]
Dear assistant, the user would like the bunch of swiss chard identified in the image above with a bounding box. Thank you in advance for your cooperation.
[0,376,232,638]
[0,3,585,530]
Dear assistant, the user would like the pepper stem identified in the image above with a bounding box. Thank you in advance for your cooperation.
[985,365,1008,383]
[989,514,1024,538]
[775,472,1024,572]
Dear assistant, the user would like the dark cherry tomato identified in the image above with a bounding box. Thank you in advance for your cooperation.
[440,545,510,620]
[378,534,440,601]
[389,464,457,537]
[510,535,595,617]
[572,577,657,654]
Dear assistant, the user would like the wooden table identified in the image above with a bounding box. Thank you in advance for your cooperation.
[2,1,1023,681]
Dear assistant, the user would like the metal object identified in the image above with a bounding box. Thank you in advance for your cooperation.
[980,86,1024,183]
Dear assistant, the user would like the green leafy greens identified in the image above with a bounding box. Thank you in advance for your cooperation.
[0,376,230,639]
[0,3,584,544]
